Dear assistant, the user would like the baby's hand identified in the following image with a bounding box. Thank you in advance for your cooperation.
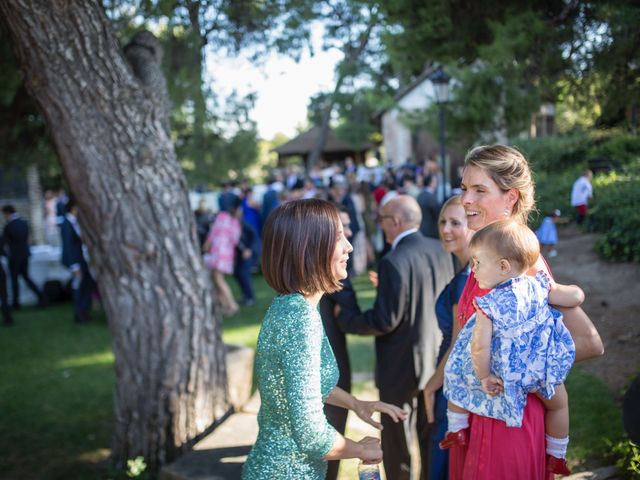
[480,375,504,396]
[472,299,488,321]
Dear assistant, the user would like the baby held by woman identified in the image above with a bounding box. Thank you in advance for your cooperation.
[442,219,583,475]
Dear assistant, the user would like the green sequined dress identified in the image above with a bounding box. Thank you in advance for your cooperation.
[242,293,339,479]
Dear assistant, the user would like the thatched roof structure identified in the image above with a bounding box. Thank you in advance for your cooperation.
[272,126,369,168]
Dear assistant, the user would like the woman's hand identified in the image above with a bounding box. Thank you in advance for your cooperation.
[354,399,407,430]
[368,270,379,288]
[357,436,382,464]
[422,383,438,424]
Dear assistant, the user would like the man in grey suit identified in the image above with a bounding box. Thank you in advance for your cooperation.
[340,195,454,480]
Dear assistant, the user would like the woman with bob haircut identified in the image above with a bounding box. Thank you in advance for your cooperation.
[242,199,407,480]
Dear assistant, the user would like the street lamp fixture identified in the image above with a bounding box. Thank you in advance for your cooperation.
[429,65,451,202]
[430,65,451,104]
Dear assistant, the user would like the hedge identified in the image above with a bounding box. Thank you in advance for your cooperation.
[514,132,640,262]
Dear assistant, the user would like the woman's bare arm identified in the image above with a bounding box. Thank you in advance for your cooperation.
[529,256,604,362]
[549,283,585,308]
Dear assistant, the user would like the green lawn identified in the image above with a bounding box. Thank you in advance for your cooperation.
[0,274,625,478]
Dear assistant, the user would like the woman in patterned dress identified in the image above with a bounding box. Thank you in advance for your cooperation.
[443,145,603,480]
[242,199,406,479]
[443,220,581,475]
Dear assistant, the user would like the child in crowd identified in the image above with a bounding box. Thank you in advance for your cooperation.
[442,220,583,475]
[536,209,562,258]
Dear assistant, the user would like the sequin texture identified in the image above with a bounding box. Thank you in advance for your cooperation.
[242,293,339,479]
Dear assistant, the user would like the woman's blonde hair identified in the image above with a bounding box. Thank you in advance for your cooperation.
[438,194,463,223]
[464,145,535,224]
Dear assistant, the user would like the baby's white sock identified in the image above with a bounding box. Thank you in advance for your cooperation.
[447,410,469,433]
[546,434,569,459]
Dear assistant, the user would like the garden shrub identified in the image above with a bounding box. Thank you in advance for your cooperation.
[591,173,640,262]
[517,131,640,262]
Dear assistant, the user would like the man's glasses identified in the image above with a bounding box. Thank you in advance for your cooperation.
[376,214,394,223]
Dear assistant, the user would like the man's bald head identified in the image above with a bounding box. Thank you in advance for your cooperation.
[384,195,422,228]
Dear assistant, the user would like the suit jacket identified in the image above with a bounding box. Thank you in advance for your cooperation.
[60,216,85,269]
[2,216,31,262]
[417,189,440,239]
[340,232,454,403]
[319,277,360,393]
[236,221,260,259]
[261,188,279,221]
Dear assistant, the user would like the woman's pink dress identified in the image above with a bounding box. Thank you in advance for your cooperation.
[449,271,554,480]
[205,211,241,274]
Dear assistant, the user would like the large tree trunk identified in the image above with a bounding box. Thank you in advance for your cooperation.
[0,0,228,471]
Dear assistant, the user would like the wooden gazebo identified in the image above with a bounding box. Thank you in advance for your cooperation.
[272,126,369,170]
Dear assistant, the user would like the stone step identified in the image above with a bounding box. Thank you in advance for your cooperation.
[160,393,260,480]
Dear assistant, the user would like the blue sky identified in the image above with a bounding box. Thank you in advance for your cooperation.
[206,25,342,140]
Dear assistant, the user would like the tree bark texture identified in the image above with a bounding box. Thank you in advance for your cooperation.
[0,0,228,470]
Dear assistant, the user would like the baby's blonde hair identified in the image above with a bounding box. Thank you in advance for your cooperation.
[470,219,539,270]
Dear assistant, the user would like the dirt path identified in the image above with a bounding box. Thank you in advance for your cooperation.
[549,224,640,397]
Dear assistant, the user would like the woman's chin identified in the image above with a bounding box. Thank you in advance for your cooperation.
[333,269,348,281]
[467,215,483,231]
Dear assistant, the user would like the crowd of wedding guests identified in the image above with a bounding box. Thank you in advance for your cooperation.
[0,189,97,326]
[237,146,605,480]
[194,158,457,317]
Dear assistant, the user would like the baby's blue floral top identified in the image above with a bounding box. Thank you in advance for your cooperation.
[242,293,339,479]
[444,271,575,427]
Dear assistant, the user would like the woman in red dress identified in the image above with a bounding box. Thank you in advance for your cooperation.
[447,145,604,479]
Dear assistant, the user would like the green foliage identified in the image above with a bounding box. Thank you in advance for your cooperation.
[0,23,61,183]
[378,1,640,144]
[587,2,640,128]
[591,173,640,262]
[2,1,318,187]
[516,132,591,173]
[604,439,640,479]
[519,131,640,262]
[517,130,640,173]
[126,456,148,478]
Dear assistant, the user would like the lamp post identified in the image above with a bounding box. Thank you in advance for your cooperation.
[429,65,451,203]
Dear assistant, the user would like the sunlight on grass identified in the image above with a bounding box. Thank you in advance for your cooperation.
[223,324,261,347]
[76,448,111,463]
[58,351,114,368]
[0,275,626,478]
[566,367,624,469]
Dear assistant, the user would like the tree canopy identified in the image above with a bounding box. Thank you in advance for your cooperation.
[2,0,638,185]
[376,0,639,146]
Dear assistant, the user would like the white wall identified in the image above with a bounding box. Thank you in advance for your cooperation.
[381,78,436,167]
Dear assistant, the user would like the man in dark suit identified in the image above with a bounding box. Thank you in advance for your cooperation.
[319,208,361,480]
[261,176,281,222]
[233,220,260,307]
[60,200,95,323]
[2,205,46,309]
[339,195,454,480]
[0,262,13,325]
[417,174,441,239]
